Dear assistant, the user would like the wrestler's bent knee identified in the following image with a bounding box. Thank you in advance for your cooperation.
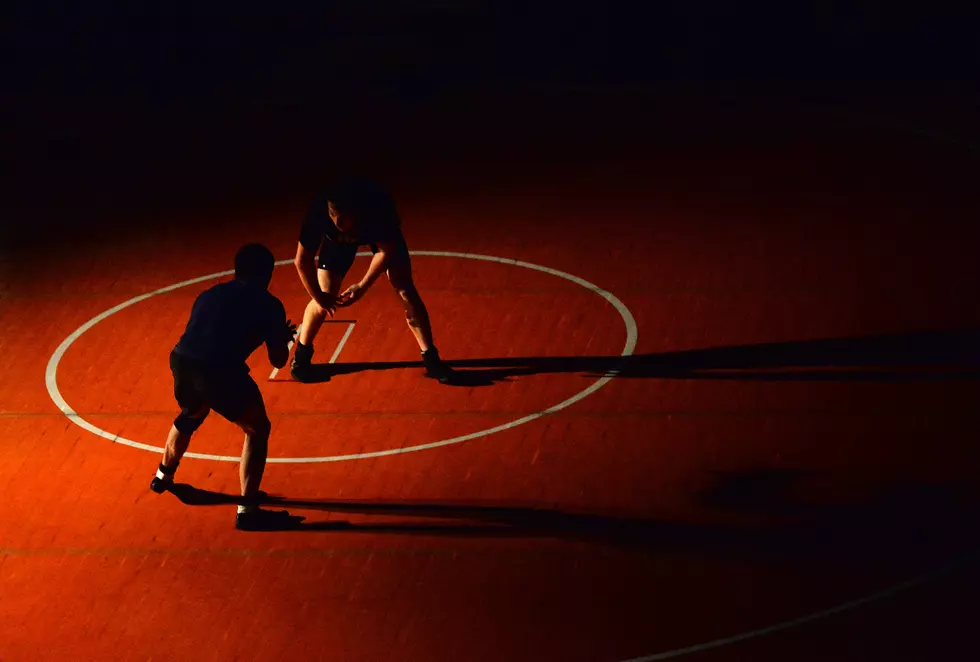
[173,407,209,434]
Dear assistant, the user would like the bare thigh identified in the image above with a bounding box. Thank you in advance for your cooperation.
[385,253,416,293]
[318,268,344,297]
[233,392,271,438]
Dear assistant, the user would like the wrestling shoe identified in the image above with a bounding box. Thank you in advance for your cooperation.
[290,341,314,382]
[422,347,455,384]
[149,462,177,493]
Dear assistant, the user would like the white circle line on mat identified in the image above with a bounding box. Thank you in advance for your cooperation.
[46,251,638,463]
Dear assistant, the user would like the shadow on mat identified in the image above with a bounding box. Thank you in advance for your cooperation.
[294,328,980,386]
[165,481,980,561]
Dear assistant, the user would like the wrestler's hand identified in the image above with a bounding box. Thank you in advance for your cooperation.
[337,282,365,307]
[281,319,298,343]
[314,292,338,317]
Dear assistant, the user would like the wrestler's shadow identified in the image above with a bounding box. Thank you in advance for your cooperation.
[298,327,980,387]
[162,481,980,563]
[302,361,500,386]
[164,483,729,544]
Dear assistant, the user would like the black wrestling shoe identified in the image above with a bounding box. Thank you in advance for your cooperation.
[290,341,314,382]
[422,347,455,384]
[149,476,171,493]
[149,462,176,493]
[235,508,298,531]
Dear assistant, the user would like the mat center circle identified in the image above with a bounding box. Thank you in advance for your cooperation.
[45,251,638,463]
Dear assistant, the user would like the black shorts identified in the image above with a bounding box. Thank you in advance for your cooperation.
[169,350,262,423]
[317,238,411,276]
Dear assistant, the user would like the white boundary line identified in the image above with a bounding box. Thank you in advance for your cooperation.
[40,107,977,661]
[616,99,980,655]
[40,250,979,661]
[619,550,976,661]
[45,251,638,463]
[328,322,356,364]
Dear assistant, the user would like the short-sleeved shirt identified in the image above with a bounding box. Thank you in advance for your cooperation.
[173,279,287,372]
[298,182,403,253]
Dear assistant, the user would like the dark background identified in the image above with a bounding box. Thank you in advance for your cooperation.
[6,1,979,245]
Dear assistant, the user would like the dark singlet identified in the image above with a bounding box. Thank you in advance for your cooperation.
[173,279,287,372]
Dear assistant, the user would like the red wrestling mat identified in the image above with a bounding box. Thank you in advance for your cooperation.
[2,98,979,661]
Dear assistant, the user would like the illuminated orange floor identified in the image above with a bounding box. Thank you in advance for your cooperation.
[2,97,979,661]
